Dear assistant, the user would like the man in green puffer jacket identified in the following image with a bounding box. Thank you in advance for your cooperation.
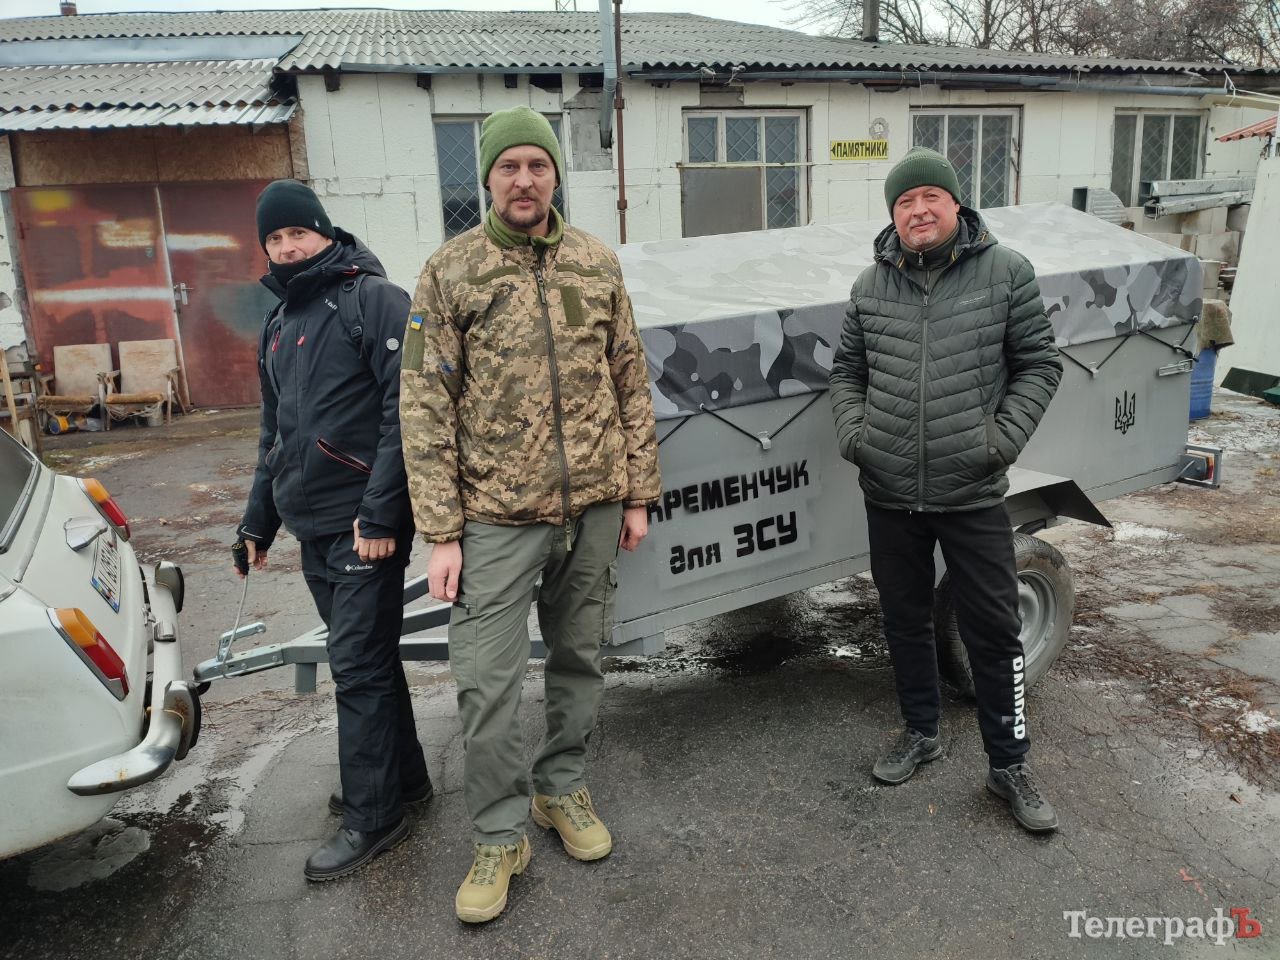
[829,148,1063,833]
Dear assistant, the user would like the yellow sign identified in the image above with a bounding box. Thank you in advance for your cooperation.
[829,139,890,161]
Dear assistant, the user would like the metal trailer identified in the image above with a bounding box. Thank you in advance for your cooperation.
[196,202,1207,695]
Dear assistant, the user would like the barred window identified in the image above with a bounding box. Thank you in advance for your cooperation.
[680,110,808,237]
[1110,111,1203,206]
[910,109,1019,209]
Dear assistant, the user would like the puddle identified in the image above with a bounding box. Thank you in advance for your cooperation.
[25,819,150,891]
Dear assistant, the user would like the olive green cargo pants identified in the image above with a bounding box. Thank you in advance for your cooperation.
[448,501,623,845]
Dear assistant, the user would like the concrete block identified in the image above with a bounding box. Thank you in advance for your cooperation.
[1193,230,1240,263]
[1020,102,1063,185]
[1180,205,1229,236]
[297,76,336,180]
[378,75,434,179]
[431,75,480,115]
[411,175,443,248]
[1056,96,1096,177]
[1144,232,1186,252]
[1226,203,1250,232]
[1201,260,1223,288]
[327,76,385,180]
[1132,209,1182,234]
[364,191,422,291]
[333,177,384,196]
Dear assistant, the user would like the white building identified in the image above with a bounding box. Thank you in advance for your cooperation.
[1,8,1275,402]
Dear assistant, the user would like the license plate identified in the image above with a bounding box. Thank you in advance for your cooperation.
[91,533,122,613]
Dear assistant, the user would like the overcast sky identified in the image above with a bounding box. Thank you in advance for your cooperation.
[2,0,814,33]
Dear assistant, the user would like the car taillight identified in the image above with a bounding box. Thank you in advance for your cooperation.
[49,607,130,700]
[78,478,131,541]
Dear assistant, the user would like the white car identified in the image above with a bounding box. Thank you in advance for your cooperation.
[0,428,199,859]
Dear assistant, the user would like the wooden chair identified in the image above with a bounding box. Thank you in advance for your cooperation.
[1,355,42,454]
[100,339,185,430]
[37,343,112,425]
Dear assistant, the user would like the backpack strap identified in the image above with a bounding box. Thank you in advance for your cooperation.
[337,273,369,361]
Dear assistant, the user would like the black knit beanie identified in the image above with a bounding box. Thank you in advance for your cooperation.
[256,180,334,249]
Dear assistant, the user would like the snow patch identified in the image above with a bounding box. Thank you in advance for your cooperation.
[1239,710,1280,734]
[78,451,145,471]
[1111,522,1181,543]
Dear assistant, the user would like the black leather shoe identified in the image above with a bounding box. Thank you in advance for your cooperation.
[872,728,944,785]
[328,779,434,817]
[303,817,411,882]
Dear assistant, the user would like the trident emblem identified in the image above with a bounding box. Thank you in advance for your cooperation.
[1114,391,1137,435]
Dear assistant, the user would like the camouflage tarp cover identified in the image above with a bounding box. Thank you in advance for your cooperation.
[619,202,1202,421]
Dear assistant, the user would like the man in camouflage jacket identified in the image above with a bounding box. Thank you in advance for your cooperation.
[400,107,660,923]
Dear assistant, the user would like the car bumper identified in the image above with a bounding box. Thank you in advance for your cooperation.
[66,562,201,796]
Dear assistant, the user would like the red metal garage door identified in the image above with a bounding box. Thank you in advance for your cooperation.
[14,185,180,376]
[13,182,272,408]
[160,181,273,408]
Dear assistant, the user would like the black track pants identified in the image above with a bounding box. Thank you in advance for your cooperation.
[866,503,1030,768]
[301,527,430,831]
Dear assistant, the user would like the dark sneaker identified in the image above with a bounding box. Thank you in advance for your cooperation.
[328,779,434,816]
[872,728,943,785]
[986,763,1059,833]
[303,817,411,881]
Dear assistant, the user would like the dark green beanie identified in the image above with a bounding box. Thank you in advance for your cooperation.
[883,147,962,212]
[478,106,565,187]
[256,180,334,249]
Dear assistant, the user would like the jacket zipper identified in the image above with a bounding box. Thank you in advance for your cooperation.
[291,308,317,526]
[532,248,575,551]
[917,252,929,511]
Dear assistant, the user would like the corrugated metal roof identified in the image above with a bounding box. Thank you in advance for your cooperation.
[0,58,294,131]
[0,9,1272,77]
[0,101,296,131]
[1215,114,1277,141]
[0,59,283,110]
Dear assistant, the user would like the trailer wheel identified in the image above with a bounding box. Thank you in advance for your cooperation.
[933,533,1075,698]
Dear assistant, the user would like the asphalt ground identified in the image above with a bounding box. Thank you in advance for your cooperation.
[1,391,1278,959]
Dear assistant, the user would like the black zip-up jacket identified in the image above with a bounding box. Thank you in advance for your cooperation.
[238,229,412,549]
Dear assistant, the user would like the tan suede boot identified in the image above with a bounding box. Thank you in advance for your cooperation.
[454,835,531,923]
[531,787,613,861]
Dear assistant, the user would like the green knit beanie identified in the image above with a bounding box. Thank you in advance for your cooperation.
[255,179,333,249]
[883,147,962,212]
[478,106,565,187]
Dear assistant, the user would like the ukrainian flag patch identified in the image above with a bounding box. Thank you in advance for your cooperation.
[409,314,424,331]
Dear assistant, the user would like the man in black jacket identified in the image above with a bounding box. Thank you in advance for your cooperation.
[237,180,432,879]
[829,149,1063,832]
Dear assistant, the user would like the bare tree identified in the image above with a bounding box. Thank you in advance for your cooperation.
[789,0,941,44]
[789,0,1280,65]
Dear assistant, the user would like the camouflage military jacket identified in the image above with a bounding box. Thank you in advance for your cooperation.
[401,222,661,542]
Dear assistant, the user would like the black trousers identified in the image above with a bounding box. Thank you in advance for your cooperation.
[866,503,1029,768]
[300,527,429,832]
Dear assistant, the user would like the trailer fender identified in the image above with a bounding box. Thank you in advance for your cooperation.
[1005,467,1111,529]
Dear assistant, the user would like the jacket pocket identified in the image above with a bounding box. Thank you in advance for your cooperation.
[316,438,372,475]
[984,414,1006,471]
[851,416,871,466]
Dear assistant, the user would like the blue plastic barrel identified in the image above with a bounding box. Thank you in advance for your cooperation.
[1189,347,1217,421]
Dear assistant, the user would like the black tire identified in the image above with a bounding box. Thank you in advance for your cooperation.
[933,532,1074,698]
